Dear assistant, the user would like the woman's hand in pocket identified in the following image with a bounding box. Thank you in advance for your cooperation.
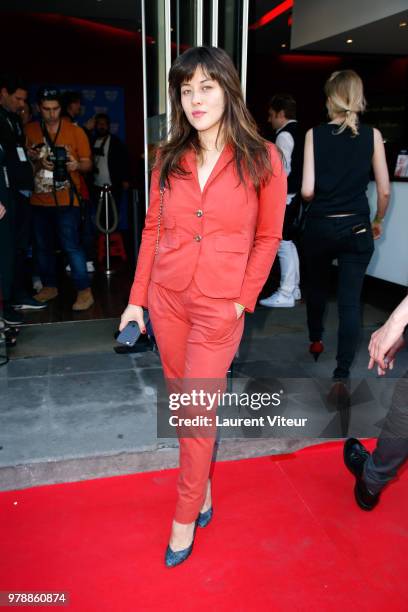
[233,302,245,319]
[119,304,146,333]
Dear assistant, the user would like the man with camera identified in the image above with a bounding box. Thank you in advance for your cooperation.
[25,87,94,311]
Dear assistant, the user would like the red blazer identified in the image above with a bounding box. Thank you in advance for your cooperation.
[129,143,287,312]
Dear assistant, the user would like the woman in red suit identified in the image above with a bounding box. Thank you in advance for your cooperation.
[120,46,287,567]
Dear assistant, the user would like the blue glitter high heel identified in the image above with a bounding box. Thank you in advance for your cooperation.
[197,507,213,528]
[165,541,194,568]
[165,524,197,568]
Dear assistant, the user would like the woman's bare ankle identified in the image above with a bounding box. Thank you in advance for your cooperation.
[169,520,195,551]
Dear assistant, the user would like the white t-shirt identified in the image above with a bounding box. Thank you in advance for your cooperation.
[275,120,297,205]
[94,135,111,187]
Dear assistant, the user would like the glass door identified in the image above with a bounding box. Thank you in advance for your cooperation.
[141,0,249,210]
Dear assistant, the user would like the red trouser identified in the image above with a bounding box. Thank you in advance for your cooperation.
[148,279,245,523]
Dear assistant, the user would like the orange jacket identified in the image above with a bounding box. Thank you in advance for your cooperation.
[129,143,287,312]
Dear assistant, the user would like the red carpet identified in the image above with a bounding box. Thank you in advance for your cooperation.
[1,441,407,611]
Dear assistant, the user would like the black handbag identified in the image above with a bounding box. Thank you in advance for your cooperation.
[291,199,312,238]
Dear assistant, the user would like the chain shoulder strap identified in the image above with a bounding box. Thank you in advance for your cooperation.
[155,185,165,256]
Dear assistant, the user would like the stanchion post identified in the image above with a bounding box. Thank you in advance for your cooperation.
[103,184,114,276]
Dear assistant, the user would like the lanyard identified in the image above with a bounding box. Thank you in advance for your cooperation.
[0,107,23,138]
[41,120,62,148]
[94,135,109,155]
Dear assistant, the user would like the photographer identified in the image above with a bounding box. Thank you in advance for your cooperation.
[62,91,95,271]
[25,87,94,311]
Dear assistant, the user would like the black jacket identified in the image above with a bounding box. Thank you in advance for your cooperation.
[273,121,304,195]
[0,106,34,191]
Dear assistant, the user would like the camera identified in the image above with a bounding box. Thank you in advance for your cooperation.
[48,146,68,184]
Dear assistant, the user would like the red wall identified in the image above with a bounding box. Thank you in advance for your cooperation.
[0,12,144,177]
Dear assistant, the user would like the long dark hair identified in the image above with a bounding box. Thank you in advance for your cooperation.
[158,46,273,190]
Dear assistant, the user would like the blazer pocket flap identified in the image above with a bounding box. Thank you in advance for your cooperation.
[163,216,176,229]
[215,236,248,253]
[163,232,180,248]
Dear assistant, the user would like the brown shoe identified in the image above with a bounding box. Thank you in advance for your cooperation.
[72,288,94,311]
[34,286,59,303]
[328,380,351,409]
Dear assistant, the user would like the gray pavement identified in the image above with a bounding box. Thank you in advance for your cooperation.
[1,300,407,491]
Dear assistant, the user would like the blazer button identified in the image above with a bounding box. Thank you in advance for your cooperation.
[194,234,202,242]
[196,209,203,217]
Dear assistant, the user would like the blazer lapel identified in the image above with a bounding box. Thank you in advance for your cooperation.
[183,147,199,186]
[203,144,234,193]
[183,144,234,192]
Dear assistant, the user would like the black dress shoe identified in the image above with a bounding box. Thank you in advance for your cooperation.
[344,438,370,477]
[343,438,380,511]
[354,478,380,511]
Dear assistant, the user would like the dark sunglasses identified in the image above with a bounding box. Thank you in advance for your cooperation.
[41,89,60,99]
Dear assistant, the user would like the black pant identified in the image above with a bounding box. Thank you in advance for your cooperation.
[364,371,408,494]
[0,194,14,305]
[282,195,301,241]
[10,190,32,300]
[303,214,374,379]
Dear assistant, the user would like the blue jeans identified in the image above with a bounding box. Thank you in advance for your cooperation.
[32,206,89,291]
